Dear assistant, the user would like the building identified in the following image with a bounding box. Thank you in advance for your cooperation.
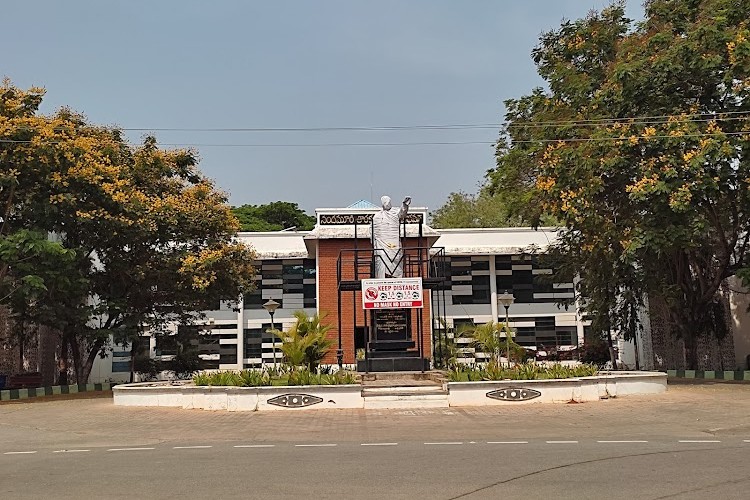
[94,201,590,381]
[89,200,750,383]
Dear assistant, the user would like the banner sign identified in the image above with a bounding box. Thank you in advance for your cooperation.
[362,277,423,309]
[318,213,424,225]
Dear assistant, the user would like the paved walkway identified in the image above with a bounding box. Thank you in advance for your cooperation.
[1,382,749,451]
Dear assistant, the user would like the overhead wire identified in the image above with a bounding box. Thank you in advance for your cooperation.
[0,130,748,148]
[2,109,749,134]
[0,110,747,147]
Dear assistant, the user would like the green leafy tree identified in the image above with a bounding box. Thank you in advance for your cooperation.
[488,1,750,368]
[1,80,256,383]
[232,201,315,231]
[430,188,532,228]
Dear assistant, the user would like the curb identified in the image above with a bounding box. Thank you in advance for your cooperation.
[0,383,113,402]
[666,369,750,381]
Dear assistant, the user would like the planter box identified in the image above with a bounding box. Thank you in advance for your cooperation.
[113,372,667,411]
[448,378,582,406]
[257,385,363,411]
[114,383,363,411]
[447,371,667,406]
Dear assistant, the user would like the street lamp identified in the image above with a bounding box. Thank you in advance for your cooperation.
[262,299,280,369]
[498,291,515,365]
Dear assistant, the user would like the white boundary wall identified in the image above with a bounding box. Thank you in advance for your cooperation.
[113,371,666,411]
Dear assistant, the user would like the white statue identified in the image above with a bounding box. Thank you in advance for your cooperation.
[372,195,411,278]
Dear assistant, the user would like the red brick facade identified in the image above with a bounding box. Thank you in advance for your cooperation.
[317,238,432,365]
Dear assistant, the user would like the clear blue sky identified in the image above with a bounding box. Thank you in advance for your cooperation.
[2,0,642,214]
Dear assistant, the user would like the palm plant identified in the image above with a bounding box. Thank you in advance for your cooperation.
[434,317,460,369]
[272,311,333,371]
[457,321,504,365]
[457,321,530,367]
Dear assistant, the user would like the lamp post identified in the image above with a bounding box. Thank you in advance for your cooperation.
[498,291,515,365]
[262,299,280,369]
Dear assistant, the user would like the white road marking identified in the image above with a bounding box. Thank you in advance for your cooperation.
[597,440,649,443]
[425,442,463,445]
[743,440,750,443]
[678,440,721,443]
[546,441,579,444]
[53,449,90,453]
[234,445,276,448]
[487,441,528,444]
[4,451,37,455]
[295,444,337,447]
[173,446,212,449]
[107,447,155,452]
[361,443,398,446]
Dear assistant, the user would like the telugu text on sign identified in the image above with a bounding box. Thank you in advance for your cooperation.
[362,278,423,309]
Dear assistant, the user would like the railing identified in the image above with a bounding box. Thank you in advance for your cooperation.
[334,246,450,370]
[336,246,449,285]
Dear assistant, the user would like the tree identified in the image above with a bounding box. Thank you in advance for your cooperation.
[430,188,533,229]
[1,80,256,382]
[232,202,315,231]
[0,230,85,373]
[1,80,121,381]
[488,1,750,368]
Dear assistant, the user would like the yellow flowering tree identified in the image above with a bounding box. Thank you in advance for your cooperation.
[488,1,750,369]
[1,80,255,382]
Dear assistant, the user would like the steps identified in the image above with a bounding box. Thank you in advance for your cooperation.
[356,357,430,372]
[360,371,449,409]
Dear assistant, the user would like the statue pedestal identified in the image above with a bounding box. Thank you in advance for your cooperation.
[357,309,429,372]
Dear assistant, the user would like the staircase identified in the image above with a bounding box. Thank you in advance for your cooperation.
[357,339,430,372]
[360,371,449,409]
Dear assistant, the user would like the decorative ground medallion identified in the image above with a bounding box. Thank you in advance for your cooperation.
[267,393,324,408]
[486,387,541,402]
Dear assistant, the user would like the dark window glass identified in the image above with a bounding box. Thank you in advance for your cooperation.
[111,361,131,372]
[303,284,316,298]
[533,274,554,294]
[450,266,472,277]
[496,275,514,291]
[303,259,317,279]
[244,290,263,309]
[495,256,512,270]
[471,259,490,271]
[471,275,490,289]
[283,264,304,275]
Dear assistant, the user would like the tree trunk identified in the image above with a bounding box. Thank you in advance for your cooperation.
[69,333,82,384]
[58,331,69,386]
[633,330,641,370]
[129,336,138,384]
[18,333,24,372]
[684,334,699,370]
[79,337,106,384]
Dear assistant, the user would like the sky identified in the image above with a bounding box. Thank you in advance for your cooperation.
[2,0,643,214]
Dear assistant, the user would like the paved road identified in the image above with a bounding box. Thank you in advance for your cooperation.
[2,382,750,499]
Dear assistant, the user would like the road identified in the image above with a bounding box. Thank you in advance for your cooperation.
[1,381,750,499]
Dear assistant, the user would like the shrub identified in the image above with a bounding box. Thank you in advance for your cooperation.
[287,367,358,386]
[133,357,162,380]
[447,361,599,381]
[169,350,201,379]
[192,367,357,386]
[237,369,272,387]
[577,338,611,366]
